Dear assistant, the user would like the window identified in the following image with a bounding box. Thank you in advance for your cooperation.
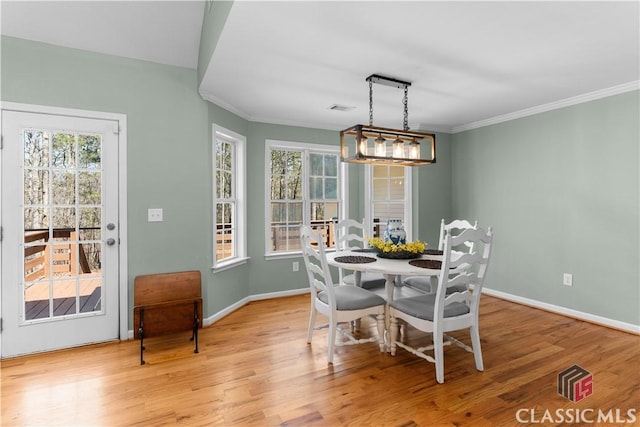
[364,164,413,240]
[213,125,246,270]
[266,140,342,257]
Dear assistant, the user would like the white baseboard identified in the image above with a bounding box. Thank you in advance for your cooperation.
[127,286,638,339]
[482,287,640,335]
[203,287,309,326]
[127,288,310,338]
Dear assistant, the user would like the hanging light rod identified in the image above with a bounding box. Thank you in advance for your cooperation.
[340,74,436,167]
[366,74,411,90]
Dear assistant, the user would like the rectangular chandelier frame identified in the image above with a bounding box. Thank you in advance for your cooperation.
[340,124,436,167]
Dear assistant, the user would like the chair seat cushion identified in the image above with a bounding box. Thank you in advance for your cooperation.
[403,276,467,295]
[390,293,469,321]
[403,276,432,293]
[318,285,385,311]
[342,272,387,290]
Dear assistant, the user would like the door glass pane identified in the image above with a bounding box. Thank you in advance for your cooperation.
[79,278,101,313]
[51,133,76,168]
[24,207,49,231]
[22,129,103,322]
[53,280,77,317]
[24,130,49,167]
[24,170,49,205]
[78,172,101,204]
[24,282,50,320]
[52,171,76,205]
[78,134,101,169]
[53,208,76,228]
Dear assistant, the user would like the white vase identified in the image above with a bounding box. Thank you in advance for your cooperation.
[384,219,406,245]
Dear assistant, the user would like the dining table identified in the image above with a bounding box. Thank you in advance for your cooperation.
[326,249,449,350]
[326,249,446,301]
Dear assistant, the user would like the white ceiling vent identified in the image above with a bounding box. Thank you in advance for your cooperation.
[329,104,355,112]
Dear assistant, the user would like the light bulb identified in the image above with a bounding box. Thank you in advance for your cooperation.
[392,137,404,158]
[375,135,386,157]
[409,139,420,159]
[358,135,368,155]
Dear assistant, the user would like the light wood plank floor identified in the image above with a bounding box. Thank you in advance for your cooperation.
[1,294,638,426]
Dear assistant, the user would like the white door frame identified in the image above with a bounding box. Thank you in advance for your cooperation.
[0,101,128,345]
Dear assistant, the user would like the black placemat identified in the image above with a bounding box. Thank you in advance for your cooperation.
[409,259,442,269]
[353,248,376,253]
[334,255,377,264]
[424,249,444,255]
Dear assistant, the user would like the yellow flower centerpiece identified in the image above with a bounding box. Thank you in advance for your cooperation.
[368,237,427,259]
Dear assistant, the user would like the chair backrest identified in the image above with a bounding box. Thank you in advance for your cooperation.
[333,219,370,284]
[300,225,336,306]
[435,226,493,320]
[438,219,478,252]
[333,219,369,252]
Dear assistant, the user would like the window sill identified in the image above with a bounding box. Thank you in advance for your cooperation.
[264,248,335,261]
[212,257,250,273]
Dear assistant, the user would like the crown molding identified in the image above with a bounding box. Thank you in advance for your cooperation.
[452,80,640,134]
[201,81,639,135]
[199,89,252,121]
[414,122,453,134]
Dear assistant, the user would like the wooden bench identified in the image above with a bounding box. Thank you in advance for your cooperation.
[133,270,203,365]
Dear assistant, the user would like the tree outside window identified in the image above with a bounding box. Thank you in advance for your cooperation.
[267,141,340,255]
[213,125,246,269]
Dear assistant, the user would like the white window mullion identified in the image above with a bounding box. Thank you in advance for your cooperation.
[302,150,310,227]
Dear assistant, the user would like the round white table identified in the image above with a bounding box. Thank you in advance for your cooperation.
[326,250,444,302]
[326,250,449,351]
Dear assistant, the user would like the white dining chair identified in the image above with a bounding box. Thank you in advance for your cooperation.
[333,219,386,290]
[389,226,493,383]
[403,218,478,294]
[438,219,478,252]
[300,225,386,364]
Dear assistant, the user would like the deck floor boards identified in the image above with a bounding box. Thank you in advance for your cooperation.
[25,287,102,319]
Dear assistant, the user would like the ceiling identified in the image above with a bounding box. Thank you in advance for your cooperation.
[3,1,639,133]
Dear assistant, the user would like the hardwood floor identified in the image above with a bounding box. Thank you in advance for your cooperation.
[1,294,638,426]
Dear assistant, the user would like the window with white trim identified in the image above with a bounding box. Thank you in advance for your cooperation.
[213,125,246,269]
[364,164,412,240]
[266,140,342,256]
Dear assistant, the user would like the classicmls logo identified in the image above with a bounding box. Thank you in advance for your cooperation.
[558,365,593,402]
[515,366,636,423]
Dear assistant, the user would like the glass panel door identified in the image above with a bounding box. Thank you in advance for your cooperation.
[23,130,104,321]
[2,109,120,357]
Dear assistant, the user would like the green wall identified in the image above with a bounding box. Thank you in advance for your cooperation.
[3,35,636,332]
[245,123,341,296]
[1,36,213,326]
[451,91,640,325]
[414,132,453,247]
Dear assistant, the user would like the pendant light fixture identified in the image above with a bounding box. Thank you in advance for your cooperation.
[340,74,436,166]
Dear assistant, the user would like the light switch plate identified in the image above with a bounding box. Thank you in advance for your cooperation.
[148,208,163,222]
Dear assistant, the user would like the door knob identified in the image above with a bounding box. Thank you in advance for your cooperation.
[107,223,116,230]
[106,238,116,246]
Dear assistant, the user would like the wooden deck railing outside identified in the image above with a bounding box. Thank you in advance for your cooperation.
[24,228,94,282]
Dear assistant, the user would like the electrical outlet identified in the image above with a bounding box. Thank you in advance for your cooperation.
[563,273,573,287]
[148,208,163,222]
[293,261,299,272]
